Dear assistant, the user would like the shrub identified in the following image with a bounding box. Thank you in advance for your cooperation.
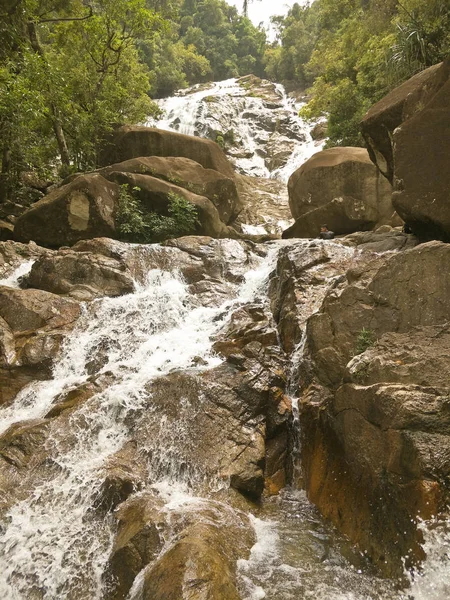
[355,328,376,355]
[146,192,199,241]
[116,185,198,243]
[116,185,149,241]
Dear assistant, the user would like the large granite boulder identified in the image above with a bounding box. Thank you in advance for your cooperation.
[295,241,450,575]
[13,170,233,247]
[14,173,117,247]
[283,147,395,238]
[98,156,242,225]
[392,69,450,240]
[99,126,236,179]
[105,493,254,600]
[105,171,230,239]
[361,60,449,184]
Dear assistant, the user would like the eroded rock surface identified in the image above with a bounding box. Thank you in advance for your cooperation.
[98,156,242,225]
[361,60,449,184]
[99,125,236,179]
[297,240,450,575]
[0,286,81,405]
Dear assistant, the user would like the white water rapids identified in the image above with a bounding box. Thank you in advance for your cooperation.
[0,243,275,598]
[148,78,324,181]
[1,241,449,599]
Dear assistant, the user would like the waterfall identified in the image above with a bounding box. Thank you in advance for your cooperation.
[1,238,449,599]
[0,260,35,288]
[0,243,278,599]
[148,78,324,181]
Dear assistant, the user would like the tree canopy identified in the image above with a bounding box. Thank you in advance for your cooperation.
[267,0,449,147]
[1,0,448,194]
[0,0,266,189]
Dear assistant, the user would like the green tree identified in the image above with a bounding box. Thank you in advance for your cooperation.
[0,0,162,184]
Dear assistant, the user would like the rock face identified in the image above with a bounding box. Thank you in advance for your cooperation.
[234,174,292,235]
[283,147,395,238]
[27,242,136,301]
[105,493,254,600]
[361,58,450,241]
[392,66,450,240]
[0,235,295,598]
[0,286,81,405]
[98,156,243,224]
[13,172,235,248]
[361,60,449,184]
[14,173,117,247]
[13,149,243,247]
[298,241,450,575]
[99,126,236,179]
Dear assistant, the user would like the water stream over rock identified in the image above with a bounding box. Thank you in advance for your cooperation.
[148,77,324,181]
[1,237,449,598]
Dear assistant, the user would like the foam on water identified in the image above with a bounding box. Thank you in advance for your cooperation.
[1,240,449,599]
[0,246,279,599]
[0,259,35,288]
[401,519,450,600]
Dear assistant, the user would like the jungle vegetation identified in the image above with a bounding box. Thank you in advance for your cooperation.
[0,0,448,192]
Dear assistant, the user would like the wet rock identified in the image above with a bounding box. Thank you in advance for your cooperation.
[234,175,292,236]
[238,75,283,106]
[269,241,355,354]
[361,60,449,184]
[95,442,146,512]
[98,156,243,224]
[142,522,242,600]
[27,248,135,301]
[0,287,81,404]
[0,419,49,469]
[163,236,263,287]
[0,240,49,281]
[264,133,295,171]
[45,381,100,418]
[0,287,80,336]
[106,493,254,600]
[99,126,236,179]
[105,493,165,600]
[299,241,450,575]
[126,296,288,499]
[284,147,395,238]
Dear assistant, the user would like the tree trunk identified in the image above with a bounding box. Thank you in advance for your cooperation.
[1,145,11,174]
[27,20,71,166]
[52,112,71,166]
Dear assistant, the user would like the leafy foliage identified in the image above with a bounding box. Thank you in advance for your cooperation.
[269,0,449,147]
[355,328,376,355]
[116,185,199,243]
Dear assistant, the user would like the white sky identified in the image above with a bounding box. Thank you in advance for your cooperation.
[226,0,311,37]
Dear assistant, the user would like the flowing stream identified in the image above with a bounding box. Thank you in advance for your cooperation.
[0,241,449,598]
[148,78,323,181]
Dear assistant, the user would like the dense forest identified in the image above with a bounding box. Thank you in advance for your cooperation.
[267,0,450,146]
[1,0,448,195]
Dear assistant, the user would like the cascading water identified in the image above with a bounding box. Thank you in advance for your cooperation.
[148,78,324,181]
[0,242,279,599]
[0,260,35,289]
[1,241,449,599]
